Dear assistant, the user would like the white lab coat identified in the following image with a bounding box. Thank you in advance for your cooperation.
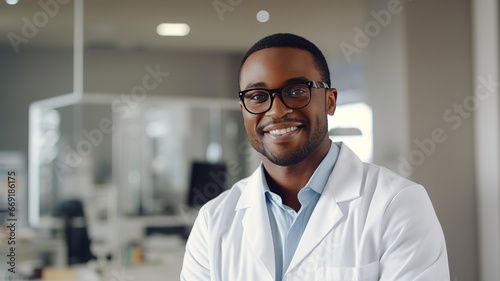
[181,143,450,281]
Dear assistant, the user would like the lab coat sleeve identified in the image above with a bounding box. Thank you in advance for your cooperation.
[180,206,211,281]
[379,185,450,281]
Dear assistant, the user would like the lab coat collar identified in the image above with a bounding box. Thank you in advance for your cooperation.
[235,168,276,281]
[326,142,363,202]
[234,142,363,280]
[286,142,363,273]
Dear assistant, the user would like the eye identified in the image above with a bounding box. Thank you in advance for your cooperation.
[244,90,269,103]
[285,85,309,98]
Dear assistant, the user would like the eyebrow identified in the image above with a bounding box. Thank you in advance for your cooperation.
[244,76,310,90]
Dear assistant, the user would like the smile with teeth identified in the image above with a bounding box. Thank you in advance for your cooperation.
[268,126,299,135]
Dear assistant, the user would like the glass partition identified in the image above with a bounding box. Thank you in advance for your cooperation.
[112,97,249,216]
[29,93,253,228]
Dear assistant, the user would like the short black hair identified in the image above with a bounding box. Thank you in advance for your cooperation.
[239,33,331,87]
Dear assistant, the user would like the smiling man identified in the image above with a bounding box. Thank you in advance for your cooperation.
[181,33,450,281]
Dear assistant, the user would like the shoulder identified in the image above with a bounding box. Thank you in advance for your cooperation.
[362,161,429,204]
[335,142,424,202]
[363,162,419,191]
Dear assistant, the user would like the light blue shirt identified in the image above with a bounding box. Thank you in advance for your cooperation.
[259,142,340,280]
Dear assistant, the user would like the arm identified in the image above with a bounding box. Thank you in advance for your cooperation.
[379,185,450,281]
[180,207,211,281]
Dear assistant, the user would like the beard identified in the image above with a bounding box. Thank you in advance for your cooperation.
[249,114,329,166]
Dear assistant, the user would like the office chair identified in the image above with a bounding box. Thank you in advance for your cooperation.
[57,200,96,265]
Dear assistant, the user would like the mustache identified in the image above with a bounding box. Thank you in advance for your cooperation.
[257,117,307,134]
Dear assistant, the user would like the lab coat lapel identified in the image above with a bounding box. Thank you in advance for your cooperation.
[235,167,276,281]
[286,143,363,273]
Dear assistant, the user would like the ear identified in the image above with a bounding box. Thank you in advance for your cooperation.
[239,101,249,120]
[326,88,337,115]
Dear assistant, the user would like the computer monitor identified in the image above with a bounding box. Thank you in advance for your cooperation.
[187,161,228,207]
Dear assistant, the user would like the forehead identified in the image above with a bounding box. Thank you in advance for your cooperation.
[240,47,321,89]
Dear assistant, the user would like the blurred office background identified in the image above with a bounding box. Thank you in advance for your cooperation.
[0,0,498,280]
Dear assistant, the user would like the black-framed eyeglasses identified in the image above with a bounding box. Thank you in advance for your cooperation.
[238,81,330,114]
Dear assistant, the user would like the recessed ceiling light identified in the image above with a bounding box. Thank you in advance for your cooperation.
[156,23,190,36]
[256,10,270,23]
[6,0,19,5]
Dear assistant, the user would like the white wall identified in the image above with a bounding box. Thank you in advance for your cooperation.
[406,1,477,280]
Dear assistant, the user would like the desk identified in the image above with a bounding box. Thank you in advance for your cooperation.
[102,214,192,245]
[95,214,191,274]
[18,236,67,267]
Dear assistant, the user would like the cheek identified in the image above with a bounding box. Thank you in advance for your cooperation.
[305,105,327,129]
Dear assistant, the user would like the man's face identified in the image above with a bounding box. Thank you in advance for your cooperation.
[239,47,336,166]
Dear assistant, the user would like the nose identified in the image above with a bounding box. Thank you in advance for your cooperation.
[265,93,293,118]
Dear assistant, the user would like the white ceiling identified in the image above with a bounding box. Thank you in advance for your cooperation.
[0,0,366,56]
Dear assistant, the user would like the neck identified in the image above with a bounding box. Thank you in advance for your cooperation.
[262,138,331,211]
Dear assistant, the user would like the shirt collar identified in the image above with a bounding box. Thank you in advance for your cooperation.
[303,141,340,194]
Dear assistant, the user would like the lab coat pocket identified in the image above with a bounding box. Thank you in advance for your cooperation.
[315,261,379,281]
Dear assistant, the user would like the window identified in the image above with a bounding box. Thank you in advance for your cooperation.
[328,102,373,162]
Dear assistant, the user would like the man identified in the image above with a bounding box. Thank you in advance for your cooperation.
[181,33,450,281]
